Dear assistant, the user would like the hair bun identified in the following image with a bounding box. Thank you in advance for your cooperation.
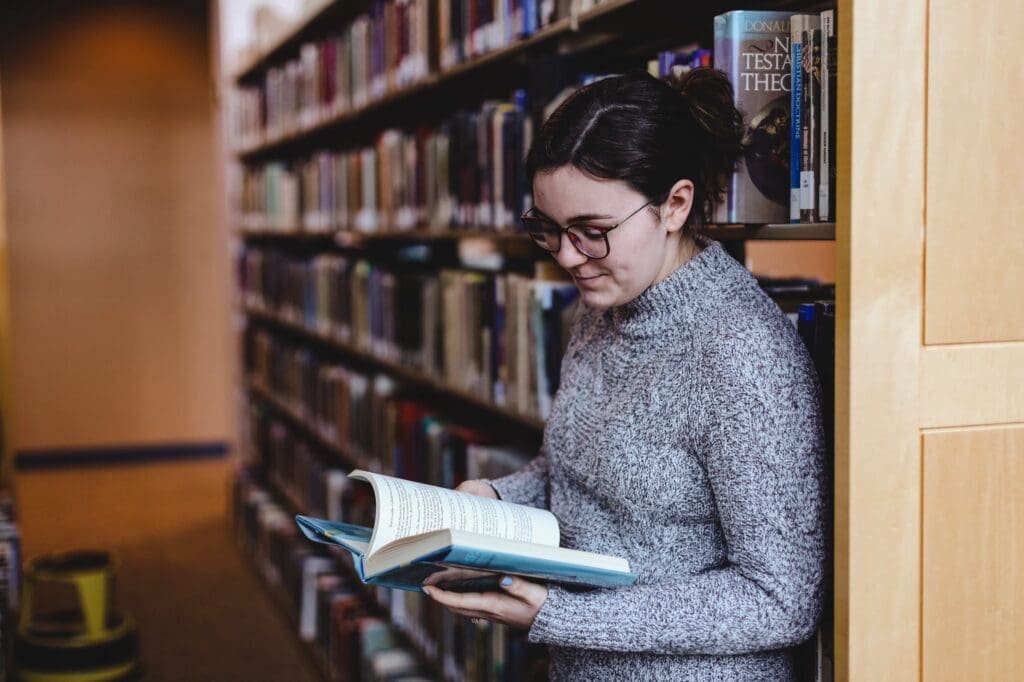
[671,68,745,148]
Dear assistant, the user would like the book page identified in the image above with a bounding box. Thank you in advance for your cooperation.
[351,470,559,556]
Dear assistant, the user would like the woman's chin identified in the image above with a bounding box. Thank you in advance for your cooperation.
[578,287,614,311]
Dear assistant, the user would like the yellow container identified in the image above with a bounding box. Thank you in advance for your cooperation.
[16,550,140,681]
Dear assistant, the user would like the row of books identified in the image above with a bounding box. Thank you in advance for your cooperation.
[235,425,547,680]
[235,94,532,234]
[233,0,433,149]
[231,0,614,149]
[242,392,535,526]
[645,46,712,80]
[239,248,579,419]
[437,0,609,70]
[234,470,437,681]
[713,9,838,224]
[244,351,538,495]
[234,8,843,229]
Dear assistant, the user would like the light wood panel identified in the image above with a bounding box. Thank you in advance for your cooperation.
[920,344,1024,429]
[922,426,1024,680]
[745,241,835,282]
[924,0,1024,344]
[835,0,926,679]
[0,3,232,450]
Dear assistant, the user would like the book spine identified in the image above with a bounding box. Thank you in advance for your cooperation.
[819,10,833,221]
[800,23,821,222]
[824,9,838,223]
[790,16,804,222]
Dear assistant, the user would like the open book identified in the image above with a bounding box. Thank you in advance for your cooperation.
[295,470,636,593]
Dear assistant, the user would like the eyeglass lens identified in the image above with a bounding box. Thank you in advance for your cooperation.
[522,218,609,259]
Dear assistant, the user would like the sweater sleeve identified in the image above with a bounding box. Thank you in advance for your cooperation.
[483,451,550,509]
[527,328,827,655]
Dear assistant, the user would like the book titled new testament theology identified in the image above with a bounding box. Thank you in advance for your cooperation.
[295,470,637,593]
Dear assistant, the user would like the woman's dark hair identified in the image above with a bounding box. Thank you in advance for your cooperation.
[526,68,745,232]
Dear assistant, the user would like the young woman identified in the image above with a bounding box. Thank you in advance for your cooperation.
[423,68,827,680]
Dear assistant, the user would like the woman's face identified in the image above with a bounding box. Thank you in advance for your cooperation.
[531,166,679,310]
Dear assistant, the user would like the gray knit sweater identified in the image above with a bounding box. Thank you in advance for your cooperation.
[489,241,826,681]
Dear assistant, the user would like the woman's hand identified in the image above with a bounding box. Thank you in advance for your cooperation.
[423,575,548,630]
[455,479,498,499]
[433,480,546,628]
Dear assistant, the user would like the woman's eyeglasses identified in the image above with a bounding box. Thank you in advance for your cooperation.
[519,199,656,260]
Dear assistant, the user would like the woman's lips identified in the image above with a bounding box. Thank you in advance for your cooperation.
[574,274,604,286]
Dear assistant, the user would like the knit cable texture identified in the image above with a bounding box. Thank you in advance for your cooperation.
[488,241,827,681]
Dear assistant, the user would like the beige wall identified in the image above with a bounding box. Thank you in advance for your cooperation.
[0,2,231,452]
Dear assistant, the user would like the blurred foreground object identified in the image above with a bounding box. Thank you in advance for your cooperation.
[15,550,139,681]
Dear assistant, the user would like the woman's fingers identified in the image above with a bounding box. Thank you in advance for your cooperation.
[497,575,546,604]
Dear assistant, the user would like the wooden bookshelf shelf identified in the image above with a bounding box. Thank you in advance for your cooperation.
[244,305,547,432]
[227,2,855,678]
[236,228,532,244]
[705,222,837,241]
[236,222,836,243]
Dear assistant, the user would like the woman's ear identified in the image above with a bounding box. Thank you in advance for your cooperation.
[662,178,694,234]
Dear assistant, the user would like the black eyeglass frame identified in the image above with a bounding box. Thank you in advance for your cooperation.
[519,198,659,260]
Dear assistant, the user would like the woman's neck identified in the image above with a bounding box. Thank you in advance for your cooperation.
[653,233,703,286]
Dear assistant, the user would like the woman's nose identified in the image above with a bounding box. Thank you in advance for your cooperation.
[553,233,589,270]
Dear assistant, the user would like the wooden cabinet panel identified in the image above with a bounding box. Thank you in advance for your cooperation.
[920,344,1024,428]
[838,0,927,678]
[925,0,1024,344]
[922,426,1024,680]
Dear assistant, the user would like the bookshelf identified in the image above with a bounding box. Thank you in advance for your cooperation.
[244,305,548,431]
[232,0,703,161]
[220,0,1024,679]
[239,222,836,243]
[223,1,851,681]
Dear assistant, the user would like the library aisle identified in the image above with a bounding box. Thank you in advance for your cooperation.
[15,458,319,682]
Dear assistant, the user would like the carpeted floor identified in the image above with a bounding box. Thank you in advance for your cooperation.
[14,457,320,682]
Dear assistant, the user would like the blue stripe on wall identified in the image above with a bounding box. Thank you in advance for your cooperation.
[14,442,229,470]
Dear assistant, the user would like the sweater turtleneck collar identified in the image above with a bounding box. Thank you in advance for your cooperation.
[608,241,731,338]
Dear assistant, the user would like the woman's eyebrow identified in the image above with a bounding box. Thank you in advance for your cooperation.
[566,212,614,223]
[534,207,614,223]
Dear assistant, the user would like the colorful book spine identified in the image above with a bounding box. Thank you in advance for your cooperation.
[713,11,793,224]
[819,9,837,222]
[800,22,822,222]
[789,15,817,222]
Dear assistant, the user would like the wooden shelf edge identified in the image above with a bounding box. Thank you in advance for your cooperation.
[235,223,836,243]
[236,227,530,243]
[705,222,836,241]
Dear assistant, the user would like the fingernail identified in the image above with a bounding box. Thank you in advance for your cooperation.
[421,586,432,596]
[500,576,513,587]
